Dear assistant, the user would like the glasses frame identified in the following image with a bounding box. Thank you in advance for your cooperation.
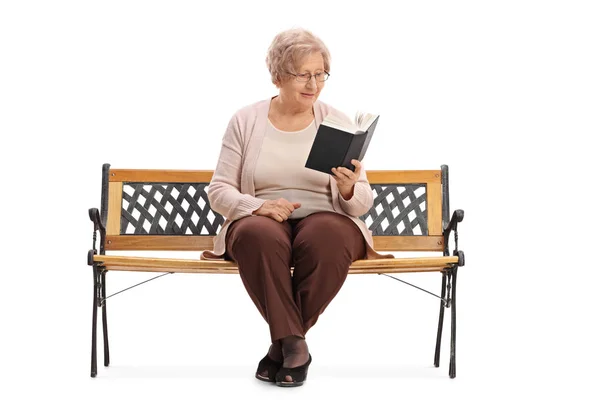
[288,71,330,83]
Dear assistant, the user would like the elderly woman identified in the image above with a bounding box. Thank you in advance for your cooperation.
[201,28,393,387]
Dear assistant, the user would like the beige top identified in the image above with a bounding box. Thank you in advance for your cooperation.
[254,119,334,219]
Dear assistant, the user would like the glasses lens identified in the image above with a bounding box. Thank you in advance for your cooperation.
[293,73,329,82]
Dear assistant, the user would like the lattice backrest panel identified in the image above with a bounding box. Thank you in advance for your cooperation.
[361,184,428,235]
[120,183,224,235]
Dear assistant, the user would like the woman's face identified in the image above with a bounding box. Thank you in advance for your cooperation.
[276,51,326,111]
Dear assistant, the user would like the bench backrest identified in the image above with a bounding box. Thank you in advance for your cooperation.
[99,164,451,253]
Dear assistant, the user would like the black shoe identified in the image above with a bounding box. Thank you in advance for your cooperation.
[275,353,312,387]
[255,354,283,383]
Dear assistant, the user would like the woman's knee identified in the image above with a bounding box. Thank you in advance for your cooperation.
[297,212,359,244]
[293,213,365,261]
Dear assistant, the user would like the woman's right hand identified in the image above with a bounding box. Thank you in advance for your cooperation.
[252,198,301,222]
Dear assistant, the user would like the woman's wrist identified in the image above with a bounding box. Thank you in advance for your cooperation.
[338,185,354,200]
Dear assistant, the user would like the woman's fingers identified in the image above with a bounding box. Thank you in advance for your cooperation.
[273,212,284,222]
[262,199,299,222]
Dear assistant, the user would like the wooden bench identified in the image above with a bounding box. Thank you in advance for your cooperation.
[87,163,465,378]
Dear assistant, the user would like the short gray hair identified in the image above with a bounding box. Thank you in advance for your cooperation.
[266,28,331,85]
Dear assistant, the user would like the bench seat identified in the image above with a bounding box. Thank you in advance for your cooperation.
[93,254,459,274]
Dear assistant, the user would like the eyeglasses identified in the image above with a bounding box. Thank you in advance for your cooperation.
[288,71,330,83]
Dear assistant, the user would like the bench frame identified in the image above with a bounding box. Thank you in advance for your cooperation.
[87,163,464,379]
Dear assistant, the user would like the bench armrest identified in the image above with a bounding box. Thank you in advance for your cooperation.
[88,208,106,265]
[89,208,106,233]
[443,209,465,266]
[443,209,463,237]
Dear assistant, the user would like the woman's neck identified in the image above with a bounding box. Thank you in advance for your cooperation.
[272,95,314,118]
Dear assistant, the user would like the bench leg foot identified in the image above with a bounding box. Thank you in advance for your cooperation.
[91,266,100,377]
[101,270,110,367]
[434,271,448,368]
[449,268,457,379]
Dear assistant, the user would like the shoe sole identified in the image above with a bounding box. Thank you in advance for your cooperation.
[255,372,275,383]
[275,381,305,387]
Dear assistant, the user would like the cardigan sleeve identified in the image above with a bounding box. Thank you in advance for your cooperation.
[337,161,374,217]
[207,113,266,221]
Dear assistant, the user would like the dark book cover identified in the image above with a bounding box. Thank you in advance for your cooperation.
[305,115,379,175]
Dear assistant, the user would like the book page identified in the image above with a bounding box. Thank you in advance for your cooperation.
[321,114,357,133]
[322,111,379,134]
[355,111,378,131]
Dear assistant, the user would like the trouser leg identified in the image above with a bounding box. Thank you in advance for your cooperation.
[225,216,305,342]
[291,212,366,334]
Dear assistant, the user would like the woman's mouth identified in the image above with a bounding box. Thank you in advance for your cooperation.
[301,93,314,98]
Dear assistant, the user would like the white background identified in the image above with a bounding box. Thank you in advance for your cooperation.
[1,0,599,398]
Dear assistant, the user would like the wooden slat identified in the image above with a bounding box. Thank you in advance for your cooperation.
[107,169,441,185]
[352,256,457,267]
[366,170,441,184]
[106,182,123,235]
[94,254,458,269]
[109,169,214,183]
[95,255,233,269]
[427,181,443,236]
[372,236,443,251]
[349,267,446,274]
[104,235,444,252]
[105,235,215,251]
[104,265,241,274]
[104,265,447,274]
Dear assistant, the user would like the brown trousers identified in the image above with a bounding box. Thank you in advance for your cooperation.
[225,211,366,343]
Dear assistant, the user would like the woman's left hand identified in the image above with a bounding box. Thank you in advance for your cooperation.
[332,159,361,199]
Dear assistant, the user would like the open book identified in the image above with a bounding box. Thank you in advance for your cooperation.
[305,111,379,175]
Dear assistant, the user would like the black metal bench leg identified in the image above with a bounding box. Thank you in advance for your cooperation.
[434,271,448,367]
[91,266,99,377]
[449,267,457,378]
[101,270,110,367]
